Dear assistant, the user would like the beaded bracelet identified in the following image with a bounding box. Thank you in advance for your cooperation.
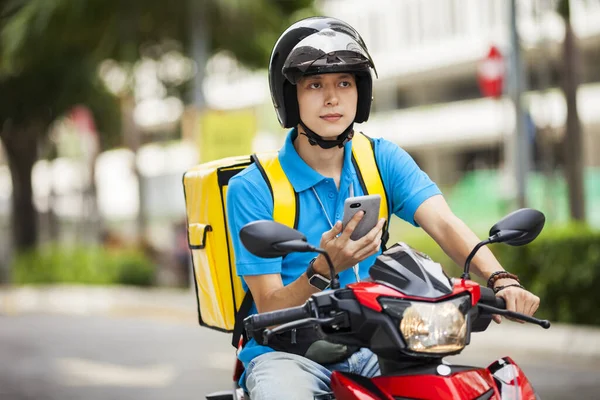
[493,283,525,294]
[486,271,520,289]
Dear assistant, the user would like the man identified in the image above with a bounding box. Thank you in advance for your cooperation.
[226,16,540,400]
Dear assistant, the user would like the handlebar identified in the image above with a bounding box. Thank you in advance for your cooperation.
[479,286,507,309]
[244,303,311,332]
[243,284,550,340]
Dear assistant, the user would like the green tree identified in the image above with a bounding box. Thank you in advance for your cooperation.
[0,0,314,257]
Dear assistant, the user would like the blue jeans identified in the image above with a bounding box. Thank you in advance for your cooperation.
[244,348,380,400]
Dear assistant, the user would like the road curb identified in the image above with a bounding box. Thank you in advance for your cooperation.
[2,285,600,358]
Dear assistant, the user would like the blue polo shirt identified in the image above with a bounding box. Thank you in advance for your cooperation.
[226,129,441,380]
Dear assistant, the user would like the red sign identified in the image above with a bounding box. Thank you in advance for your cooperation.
[477,45,505,98]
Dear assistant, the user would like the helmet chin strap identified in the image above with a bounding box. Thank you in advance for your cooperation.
[298,120,354,149]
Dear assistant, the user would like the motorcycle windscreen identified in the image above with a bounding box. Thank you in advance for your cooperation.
[369,242,454,298]
[282,28,377,84]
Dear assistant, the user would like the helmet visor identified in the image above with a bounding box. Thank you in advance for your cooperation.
[282,28,377,84]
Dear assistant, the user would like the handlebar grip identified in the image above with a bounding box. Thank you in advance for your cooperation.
[493,295,506,309]
[479,286,506,309]
[478,285,550,329]
[245,304,310,331]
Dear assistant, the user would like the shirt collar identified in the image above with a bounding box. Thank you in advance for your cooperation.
[278,129,355,193]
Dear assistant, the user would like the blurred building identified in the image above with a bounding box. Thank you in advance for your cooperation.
[204,0,600,186]
[200,0,600,227]
[320,0,600,188]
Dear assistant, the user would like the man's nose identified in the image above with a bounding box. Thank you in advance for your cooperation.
[324,87,339,106]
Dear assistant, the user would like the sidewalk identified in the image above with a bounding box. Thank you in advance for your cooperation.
[2,284,600,360]
[0,285,199,323]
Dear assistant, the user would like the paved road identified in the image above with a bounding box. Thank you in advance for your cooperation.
[1,313,599,399]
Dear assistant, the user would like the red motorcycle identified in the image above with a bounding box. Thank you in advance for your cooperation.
[208,208,549,400]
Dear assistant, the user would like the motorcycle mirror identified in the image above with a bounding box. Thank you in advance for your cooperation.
[240,220,312,258]
[461,208,545,280]
[488,208,545,246]
[239,220,340,289]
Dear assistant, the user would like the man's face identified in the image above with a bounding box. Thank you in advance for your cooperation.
[296,73,358,138]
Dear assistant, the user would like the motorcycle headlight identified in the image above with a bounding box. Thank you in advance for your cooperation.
[380,295,470,354]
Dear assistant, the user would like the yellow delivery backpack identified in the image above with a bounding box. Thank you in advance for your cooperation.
[182,132,389,347]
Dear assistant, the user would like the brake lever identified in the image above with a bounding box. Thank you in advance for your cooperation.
[262,313,347,345]
[478,303,551,329]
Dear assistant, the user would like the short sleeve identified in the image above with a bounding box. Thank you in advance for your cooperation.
[226,168,282,278]
[374,138,442,226]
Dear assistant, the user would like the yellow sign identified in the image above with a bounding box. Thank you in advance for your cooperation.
[198,109,256,162]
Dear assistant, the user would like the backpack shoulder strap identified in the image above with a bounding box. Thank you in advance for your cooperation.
[252,151,299,229]
[231,151,298,348]
[351,132,390,249]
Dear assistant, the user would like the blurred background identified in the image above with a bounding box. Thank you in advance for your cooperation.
[1,0,599,399]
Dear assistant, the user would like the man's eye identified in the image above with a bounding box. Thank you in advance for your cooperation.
[309,83,321,89]
[340,81,352,87]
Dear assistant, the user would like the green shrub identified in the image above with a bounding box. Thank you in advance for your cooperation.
[114,251,155,287]
[12,244,156,287]
[387,223,600,326]
[491,224,600,326]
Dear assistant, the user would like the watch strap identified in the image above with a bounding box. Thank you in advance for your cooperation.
[306,257,331,291]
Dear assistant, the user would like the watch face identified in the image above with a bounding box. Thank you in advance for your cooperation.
[309,274,330,290]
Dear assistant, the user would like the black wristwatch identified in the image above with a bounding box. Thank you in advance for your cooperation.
[305,257,331,291]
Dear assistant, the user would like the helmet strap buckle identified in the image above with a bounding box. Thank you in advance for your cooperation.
[298,120,354,150]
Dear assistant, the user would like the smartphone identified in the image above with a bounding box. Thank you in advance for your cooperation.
[341,194,381,241]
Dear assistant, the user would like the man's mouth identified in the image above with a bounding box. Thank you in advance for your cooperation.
[320,113,342,122]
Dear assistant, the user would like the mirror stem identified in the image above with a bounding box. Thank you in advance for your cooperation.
[461,238,491,281]
[314,248,339,289]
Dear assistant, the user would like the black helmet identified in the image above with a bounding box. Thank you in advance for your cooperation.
[268,16,377,148]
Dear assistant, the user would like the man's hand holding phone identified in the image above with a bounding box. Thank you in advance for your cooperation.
[311,203,386,277]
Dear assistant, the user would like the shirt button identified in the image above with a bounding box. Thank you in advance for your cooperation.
[335,213,340,219]
[328,192,335,199]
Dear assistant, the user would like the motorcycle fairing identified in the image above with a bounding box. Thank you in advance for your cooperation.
[330,372,395,400]
[331,367,499,400]
[348,279,482,313]
[487,357,538,400]
[330,357,539,400]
